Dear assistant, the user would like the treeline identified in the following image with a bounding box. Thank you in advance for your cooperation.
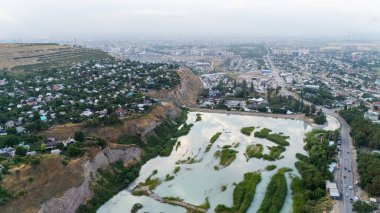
[257,169,290,213]
[357,153,380,196]
[77,110,191,212]
[293,130,337,212]
[215,172,261,213]
[302,87,344,107]
[340,107,380,197]
[260,94,319,116]
[340,107,380,149]
[266,94,306,114]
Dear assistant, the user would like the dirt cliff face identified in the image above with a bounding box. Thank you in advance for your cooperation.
[144,68,203,107]
[38,146,141,213]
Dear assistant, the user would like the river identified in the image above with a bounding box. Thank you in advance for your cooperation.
[98,112,339,213]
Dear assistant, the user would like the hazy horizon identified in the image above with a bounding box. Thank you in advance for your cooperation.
[1,0,380,41]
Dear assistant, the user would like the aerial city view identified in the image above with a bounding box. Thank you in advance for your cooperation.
[0,1,380,213]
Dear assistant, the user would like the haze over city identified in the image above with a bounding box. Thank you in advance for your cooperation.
[1,0,380,40]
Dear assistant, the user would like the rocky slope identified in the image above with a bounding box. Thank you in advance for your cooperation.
[38,146,141,213]
[144,67,203,107]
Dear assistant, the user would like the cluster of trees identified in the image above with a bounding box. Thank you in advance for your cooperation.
[340,107,380,149]
[257,169,289,213]
[293,130,337,212]
[357,153,380,196]
[0,185,10,206]
[215,172,262,213]
[352,200,378,213]
[313,112,327,125]
[302,84,345,107]
[267,94,304,114]
[0,134,44,150]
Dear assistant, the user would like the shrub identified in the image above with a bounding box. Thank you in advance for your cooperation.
[74,131,85,142]
[241,126,255,136]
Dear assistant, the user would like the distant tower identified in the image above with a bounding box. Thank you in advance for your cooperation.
[74,37,77,46]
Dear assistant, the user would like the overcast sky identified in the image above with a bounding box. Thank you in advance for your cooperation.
[0,0,380,41]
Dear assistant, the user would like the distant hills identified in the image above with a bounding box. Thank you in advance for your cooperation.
[0,43,110,72]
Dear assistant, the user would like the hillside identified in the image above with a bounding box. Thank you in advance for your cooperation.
[0,67,202,213]
[0,43,110,72]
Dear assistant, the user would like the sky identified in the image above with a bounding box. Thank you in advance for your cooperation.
[0,0,380,41]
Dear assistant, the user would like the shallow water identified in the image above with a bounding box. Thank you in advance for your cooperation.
[98,112,339,213]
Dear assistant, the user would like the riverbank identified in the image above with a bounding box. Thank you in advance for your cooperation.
[189,107,308,121]
[98,111,311,213]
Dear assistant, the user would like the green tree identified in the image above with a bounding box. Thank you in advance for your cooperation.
[314,113,327,125]
[15,146,27,156]
[311,105,316,114]
[67,144,83,157]
[6,128,17,135]
[352,200,377,213]
[74,131,85,142]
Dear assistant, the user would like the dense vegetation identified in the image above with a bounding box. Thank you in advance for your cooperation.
[263,146,286,161]
[77,161,141,213]
[357,153,380,196]
[254,128,290,146]
[215,172,262,213]
[352,200,377,213]
[195,113,202,122]
[339,107,380,149]
[77,110,191,212]
[216,147,238,167]
[313,113,327,125]
[266,164,277,171]
[245,144,263,159]
[292,130,337,212]
[265,93,310,114]
[240,126,255,136]
[302,86,344,107]
[210,132,222,143]
[340,107,380,196]
[206,132,222,153]
[0,185,10,205]
[257,169,289,213]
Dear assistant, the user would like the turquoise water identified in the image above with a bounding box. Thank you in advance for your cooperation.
[98,112,339,213]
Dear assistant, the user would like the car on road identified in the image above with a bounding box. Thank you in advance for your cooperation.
[349,186,352,190]
[345,193,349,197]
[347,151,349,154]
[344,184,347,188]
[344,167,347,170]
[348,170,351,172]
[344,175,346,178]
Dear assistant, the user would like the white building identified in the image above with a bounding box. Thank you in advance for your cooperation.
[364,111,379,123]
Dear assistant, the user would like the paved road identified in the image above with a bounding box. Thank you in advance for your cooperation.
[323,109,355,213]
[266,51,356,213]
